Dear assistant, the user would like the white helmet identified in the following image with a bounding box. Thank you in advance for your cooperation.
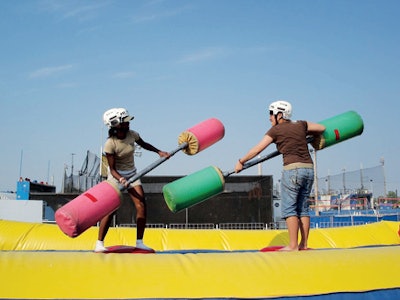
[269,100,292,119]
[103,108,134,127]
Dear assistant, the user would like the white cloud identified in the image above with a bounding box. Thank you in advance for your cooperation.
[38,0,111,22]
[178,47,225,64]
[29,64,74,79]
[132,4,192,23]
[112,71,136,79]
[56,82,78,89]
[61,3,108,21]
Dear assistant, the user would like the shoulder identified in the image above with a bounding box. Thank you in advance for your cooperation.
[266,125,282,140]
[266,125,276,135]
[128,130,140,139]
[104,137,116,151]
[306,121,326,132]
[294,120,307,125]
[293,120,308,129]
[105,137,116,145]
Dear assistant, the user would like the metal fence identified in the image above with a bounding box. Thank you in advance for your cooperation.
[116,212,400,230]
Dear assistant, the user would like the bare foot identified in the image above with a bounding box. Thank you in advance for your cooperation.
[298,244,307,250]
[278,246,298,251]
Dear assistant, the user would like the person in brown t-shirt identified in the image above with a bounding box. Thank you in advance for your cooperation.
[235,100,325,251]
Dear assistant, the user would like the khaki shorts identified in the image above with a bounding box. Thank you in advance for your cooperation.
[107,171,141,189]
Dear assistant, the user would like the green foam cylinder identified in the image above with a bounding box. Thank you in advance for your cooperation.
[163,166,225,213]
[313,110,364,150]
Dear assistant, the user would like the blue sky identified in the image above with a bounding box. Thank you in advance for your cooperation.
[1,0,399,196]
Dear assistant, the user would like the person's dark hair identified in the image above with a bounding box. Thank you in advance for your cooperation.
[108,128,118,138]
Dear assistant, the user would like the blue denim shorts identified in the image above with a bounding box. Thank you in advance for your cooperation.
[280,167,314,219]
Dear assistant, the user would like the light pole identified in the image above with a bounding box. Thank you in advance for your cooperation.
[257,155,262,175]
[310,148,319,216]
[369,179,374,209]
[71,153,76,190]
[380,157,387,197]
[342,168,346,194]
[71,153,76,176]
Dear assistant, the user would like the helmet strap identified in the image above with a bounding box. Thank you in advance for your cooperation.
[274,112,283,125]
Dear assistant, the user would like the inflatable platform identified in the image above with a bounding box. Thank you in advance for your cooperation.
[0,220,399,299]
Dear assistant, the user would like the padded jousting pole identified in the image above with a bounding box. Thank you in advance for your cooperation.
[55,118,225,237]
[163,111,364,213]
[310,110,364,150]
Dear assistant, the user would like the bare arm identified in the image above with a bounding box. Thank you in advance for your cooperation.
[105,153,123,182]
[307,121,326,134]
[136,138,170,158]
[235,134,273,173]
[307,121,326,151]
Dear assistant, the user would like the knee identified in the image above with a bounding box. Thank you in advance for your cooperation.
[134,201,146,216]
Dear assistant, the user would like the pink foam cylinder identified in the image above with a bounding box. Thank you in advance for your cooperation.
[55,181,122,238]
[187,118,225,153]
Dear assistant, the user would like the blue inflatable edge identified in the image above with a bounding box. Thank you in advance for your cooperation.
[128,288,400,300]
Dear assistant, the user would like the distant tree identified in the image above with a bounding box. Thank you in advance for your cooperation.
[387,191,397,198]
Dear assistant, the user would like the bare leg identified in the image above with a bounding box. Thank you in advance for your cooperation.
[298,216,310,250]
[280,216,299,251]
[98,213,113,241]
[128,185,146,240]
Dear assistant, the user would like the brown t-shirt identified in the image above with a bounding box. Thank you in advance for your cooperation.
[266,120,312,166]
